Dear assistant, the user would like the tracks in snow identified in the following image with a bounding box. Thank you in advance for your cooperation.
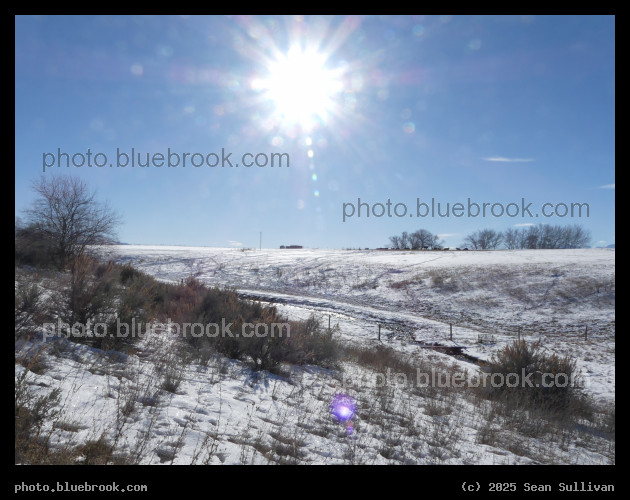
[237,287,487,365]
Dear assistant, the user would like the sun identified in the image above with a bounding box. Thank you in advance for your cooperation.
[252,45,344,131]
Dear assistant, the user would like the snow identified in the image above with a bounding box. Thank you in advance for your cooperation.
[16,246,615,464]
[103,246,615,403]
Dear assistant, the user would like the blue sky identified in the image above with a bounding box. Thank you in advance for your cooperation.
[15,15,615,249]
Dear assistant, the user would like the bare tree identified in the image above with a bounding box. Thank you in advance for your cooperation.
[409,229,435,250]
[501,224,591,249]
[463,229,503,250]
[562,224,591,248]
[503,227,519,250]
[523,225,539,249]
[389,235,401,249]
[399,231,410,250]
[389,228,443,250]
[408,231,420,250]
[429,234,444,250]
[23,176,121,269]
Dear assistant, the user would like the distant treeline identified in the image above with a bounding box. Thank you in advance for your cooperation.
[389,224,591,251]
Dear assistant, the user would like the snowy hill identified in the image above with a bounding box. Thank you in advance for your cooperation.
[16,247,615,465]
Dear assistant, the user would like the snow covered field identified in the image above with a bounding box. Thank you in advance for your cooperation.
[16,246,615,464]
[104,246,615,402]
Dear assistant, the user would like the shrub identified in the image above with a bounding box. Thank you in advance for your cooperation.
[107,267,168,351]
[19,257,341,371]
[76,436,116,465]
[119,263,141,284]
[53,256,113,326]
[45,257,164,352]
[486,339,585,420]
[15,273,47,340]
[15,224,58,269]
[274,315,340,369]
[15,370,62,464]
[180,284,339,371]
[51,255,120,350]
[340,343,418,379]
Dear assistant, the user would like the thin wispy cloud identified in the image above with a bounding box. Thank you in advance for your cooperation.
[598,183,615,189]
[514,223,534,227]
[482,157,535,163]
[228,240,243,247]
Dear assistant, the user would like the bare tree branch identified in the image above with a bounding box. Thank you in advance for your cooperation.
[23,176,121,269]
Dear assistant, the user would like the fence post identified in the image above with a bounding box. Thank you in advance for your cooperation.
[518,326,521,342]
[378,324,381,342]
[585,325,588,341]
[450,323,453,341]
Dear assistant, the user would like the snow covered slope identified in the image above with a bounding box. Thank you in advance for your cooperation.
[104,246,615,402]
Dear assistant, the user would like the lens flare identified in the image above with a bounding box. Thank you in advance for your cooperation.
[330,393,357,435]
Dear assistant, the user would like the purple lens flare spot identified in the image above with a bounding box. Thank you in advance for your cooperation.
[330,393,356,421]
[330,393,357,434]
